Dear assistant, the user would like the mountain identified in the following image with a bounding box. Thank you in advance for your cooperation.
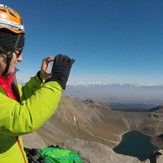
[23,96,163,162]
[64,83,163,105]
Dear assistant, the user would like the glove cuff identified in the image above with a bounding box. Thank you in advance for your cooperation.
[46,76,66,90]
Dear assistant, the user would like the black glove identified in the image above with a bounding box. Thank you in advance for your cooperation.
[46,54,75,89]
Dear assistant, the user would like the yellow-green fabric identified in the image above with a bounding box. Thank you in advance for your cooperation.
[0,74,62,163]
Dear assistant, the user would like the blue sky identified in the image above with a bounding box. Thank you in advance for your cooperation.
[1,0,163,84]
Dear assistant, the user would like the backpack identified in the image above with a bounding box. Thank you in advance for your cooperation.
[24,146,82,163]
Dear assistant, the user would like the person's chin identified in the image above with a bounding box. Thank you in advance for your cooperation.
[6,69,15,76]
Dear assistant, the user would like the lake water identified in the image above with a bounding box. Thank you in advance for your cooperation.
[113,130,158,161]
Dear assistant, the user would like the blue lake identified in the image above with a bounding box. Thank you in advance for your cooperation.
[113,130,158,161]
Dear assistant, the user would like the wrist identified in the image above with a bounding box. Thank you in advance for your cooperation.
[36,71,43,82]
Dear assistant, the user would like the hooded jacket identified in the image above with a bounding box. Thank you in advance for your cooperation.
[0,73,62,163]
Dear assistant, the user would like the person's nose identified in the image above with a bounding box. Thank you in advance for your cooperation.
[17,54,23,62]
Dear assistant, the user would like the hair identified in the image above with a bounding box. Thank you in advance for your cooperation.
[0,29,25,53]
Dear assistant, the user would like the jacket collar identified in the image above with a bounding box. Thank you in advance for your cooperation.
[0,72,17,100]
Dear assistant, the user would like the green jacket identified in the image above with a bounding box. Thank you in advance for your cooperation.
[0,74,62,163]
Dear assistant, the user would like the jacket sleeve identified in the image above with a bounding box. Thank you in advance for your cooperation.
[0,81,62,136]
[18,72,45,101]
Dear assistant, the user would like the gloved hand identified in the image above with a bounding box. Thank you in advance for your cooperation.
[46,54,75,89]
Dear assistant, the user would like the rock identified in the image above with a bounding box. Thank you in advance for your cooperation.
[148,149,163,163]
[23,132,46,148]
[23,133,163,163]
[62,138,141,163]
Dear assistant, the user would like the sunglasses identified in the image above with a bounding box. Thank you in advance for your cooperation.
[14,48,23,58]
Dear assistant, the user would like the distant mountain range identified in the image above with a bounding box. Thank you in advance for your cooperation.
[19,79,163,106]
[67,81,163,87]
[18,79,163,88]
[63,82,163,105]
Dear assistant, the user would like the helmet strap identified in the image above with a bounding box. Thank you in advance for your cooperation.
[0,34,21,76]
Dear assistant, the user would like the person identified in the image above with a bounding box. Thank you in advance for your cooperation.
[0,4,74,163]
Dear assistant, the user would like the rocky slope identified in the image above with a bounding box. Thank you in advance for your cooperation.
[23,96,163,162]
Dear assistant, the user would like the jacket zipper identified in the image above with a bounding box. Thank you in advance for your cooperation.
[17,137,27,163]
